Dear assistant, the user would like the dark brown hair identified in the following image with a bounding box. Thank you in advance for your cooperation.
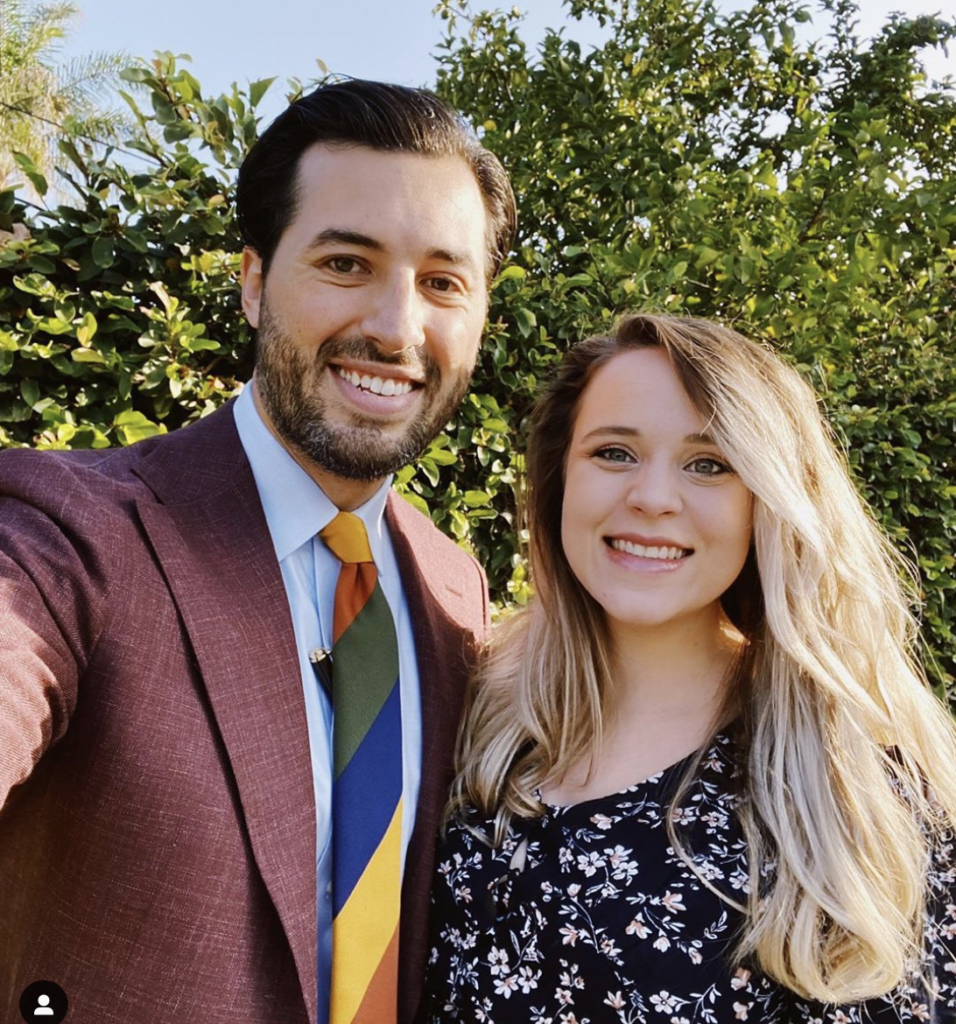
[235,78,516,280]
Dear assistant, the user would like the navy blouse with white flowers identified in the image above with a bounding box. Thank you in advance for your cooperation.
[419,734,956,1024]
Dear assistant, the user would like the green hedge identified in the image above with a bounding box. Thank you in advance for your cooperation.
[1,0,954,696]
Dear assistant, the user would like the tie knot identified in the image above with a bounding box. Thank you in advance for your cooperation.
[320,511,373,565]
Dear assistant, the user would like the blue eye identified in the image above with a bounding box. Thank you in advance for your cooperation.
[687,457,731,476]
[593,446,635,464]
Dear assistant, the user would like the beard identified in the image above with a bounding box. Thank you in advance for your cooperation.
[254,302,474,482]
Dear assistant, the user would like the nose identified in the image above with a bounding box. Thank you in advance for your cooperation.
[625,461,682,517]
[359,273,426,355]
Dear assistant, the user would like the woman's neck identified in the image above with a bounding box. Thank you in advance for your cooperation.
[606,609,741,720]
[541,611,742,807]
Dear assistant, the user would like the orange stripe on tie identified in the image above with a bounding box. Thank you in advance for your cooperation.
[350,924,400,1024]
[331,563,376,643]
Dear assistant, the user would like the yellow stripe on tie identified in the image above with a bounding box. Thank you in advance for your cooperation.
[330,798,403,1024]
[322,511,373,564]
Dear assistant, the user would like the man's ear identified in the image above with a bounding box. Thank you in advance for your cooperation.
[241,247,263,328]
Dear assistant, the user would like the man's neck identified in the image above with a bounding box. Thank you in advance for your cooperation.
[250,380,386,512]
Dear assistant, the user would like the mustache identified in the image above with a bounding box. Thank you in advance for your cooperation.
[315,335,435,379]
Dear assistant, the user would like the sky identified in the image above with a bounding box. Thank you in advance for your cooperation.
[60,0,956,126]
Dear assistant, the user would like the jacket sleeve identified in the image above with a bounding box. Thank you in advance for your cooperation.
[0,490,105,810]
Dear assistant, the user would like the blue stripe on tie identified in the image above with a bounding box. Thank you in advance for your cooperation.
[332,680,403,916]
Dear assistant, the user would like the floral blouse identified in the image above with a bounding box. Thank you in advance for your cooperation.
[419,734,956,1024]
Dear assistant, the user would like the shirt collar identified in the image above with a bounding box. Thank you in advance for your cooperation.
[232,383,392,565]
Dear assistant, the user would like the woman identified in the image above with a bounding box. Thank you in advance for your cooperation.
[420,314,956,1023]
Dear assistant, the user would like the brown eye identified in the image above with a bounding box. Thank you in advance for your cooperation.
[425,276,455,292]
[328,257,360,274]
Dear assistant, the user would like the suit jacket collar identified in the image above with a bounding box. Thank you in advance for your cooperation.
[386,493,485,1022]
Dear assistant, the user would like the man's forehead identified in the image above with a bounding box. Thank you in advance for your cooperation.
[292,140,473,188]
[284,143,493,275]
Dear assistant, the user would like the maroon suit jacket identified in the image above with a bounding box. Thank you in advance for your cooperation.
[0,402,487,1024]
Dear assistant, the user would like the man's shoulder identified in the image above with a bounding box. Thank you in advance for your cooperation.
[0,401,244,512]
[0,441,148,518]
[385,491,480,569]
[385,491,488,616]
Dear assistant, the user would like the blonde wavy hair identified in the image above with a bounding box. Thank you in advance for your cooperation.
[450,312,956,1003]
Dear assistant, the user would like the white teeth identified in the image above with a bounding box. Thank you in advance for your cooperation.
[338,368,412,396]
[610,539,688,560]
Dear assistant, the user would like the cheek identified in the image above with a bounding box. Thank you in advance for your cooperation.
[559,494,575,571]
[559,467,597,578]
[560,475,579,556]
[434,321,482,374]
[714,493,754,572]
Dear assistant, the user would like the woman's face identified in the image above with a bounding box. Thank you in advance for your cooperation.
[560,347,753,641]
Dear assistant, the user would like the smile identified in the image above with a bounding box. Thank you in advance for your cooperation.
[336,367,415,397]
[608,539,691,561]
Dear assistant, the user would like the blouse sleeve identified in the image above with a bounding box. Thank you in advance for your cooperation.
[790,826,956,1023]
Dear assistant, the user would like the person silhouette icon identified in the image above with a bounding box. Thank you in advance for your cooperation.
[18,980,68,1023]
[33,995,53,1016]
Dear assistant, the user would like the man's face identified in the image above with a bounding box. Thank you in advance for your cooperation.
[241,143,490,504]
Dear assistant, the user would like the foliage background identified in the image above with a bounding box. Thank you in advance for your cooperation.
[1,0,954,697]
[0,0,127,187]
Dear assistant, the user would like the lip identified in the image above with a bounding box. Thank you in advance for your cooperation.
[605,543,689,573]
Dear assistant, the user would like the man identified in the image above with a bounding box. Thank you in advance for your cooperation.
[0,80,516,1024]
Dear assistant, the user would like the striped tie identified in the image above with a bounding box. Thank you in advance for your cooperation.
[320,512,402,1024]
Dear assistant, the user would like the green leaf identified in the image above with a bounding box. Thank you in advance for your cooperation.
[181,336,221,353]
[27,255,56,274]
[72,348,106,364]
[92,237,115,269]
[495,265,527,283]
[249,77,277,109]
[114,410,165,445]
[20,379,40,408]
[417,458,440,486]
[514,307,537,338]
[428,448,458,466]
[76,312,98,347]
[696,246,721,267]
[123,230,148,253]
[14,274,55,298]
[12,152,48,197]
[120,67,153,83]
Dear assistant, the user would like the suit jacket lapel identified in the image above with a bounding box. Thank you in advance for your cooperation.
[386,493,485,1022]
[132,405,318,1024]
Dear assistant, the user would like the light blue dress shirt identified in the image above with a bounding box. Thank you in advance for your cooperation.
[233,383,423,1024]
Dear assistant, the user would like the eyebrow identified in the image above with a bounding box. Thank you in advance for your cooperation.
[579,426,719,445]
[307,228,383,252]
[306,229,481,276]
